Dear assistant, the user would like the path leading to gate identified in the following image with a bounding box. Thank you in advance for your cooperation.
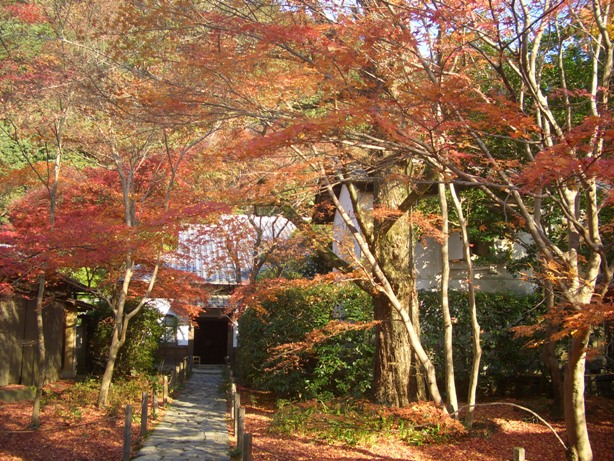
[134,365,230,461]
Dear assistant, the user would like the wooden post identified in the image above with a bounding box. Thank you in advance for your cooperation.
[242,432,253,461]
[123,405,132,461]
[234,393,241,434]
[513,447,526,461]
[238,407,246,449]
[163,375,169,404]
[152,389,159,419]
[140,391,148,437]
[230,383,237,420]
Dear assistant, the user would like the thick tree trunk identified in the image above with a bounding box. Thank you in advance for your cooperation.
[324,174,444,407]
[373,294,413,406]
[371,165,420,406]
[564,327,593,461]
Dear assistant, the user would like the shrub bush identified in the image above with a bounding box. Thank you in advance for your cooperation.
[86,302,165,377]
[419,290,544,396]
[236,283,374,400]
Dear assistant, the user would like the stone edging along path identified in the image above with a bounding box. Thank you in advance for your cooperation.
[134,365,230,461]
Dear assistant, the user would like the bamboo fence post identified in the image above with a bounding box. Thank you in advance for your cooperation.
[163,375,169,404]
[234,393,241,435]
[238,407,245,449]
[152,388,159,419]
[231,383,237,420]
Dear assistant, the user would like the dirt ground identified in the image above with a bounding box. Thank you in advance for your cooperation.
[0,381,613,461]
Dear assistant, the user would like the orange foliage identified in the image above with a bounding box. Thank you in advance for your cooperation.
[266,320,380,371]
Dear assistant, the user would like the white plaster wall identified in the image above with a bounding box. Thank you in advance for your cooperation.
[331,186,534,295]
[149,299,190,346]
[332,185,373,260]
[415,236,534,294]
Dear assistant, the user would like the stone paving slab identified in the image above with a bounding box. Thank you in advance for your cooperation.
[134,366,230,461]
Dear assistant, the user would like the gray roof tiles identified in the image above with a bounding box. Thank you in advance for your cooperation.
[168,214,295,285]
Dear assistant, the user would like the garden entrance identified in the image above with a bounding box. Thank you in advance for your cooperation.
[193,317,229,364]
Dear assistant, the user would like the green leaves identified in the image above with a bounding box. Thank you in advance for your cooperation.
[236,282,374,400]
[419,290,544,395]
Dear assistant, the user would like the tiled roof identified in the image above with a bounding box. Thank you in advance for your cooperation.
[168,214,296,285]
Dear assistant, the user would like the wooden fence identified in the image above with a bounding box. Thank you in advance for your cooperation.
[229,370,253,461]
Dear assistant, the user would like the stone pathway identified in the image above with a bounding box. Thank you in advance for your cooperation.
[134,365,230,461]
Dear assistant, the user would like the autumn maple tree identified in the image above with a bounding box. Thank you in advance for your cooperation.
[106,1,613,460]
[2,1,612,460]
[214,2,614,460]
[1,0,225,408]
[0,0,87,426]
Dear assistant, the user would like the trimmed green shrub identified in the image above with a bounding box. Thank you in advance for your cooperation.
[236,283,374,400]
[419,290,544,396]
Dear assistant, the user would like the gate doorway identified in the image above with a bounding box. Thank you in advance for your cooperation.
[193,317,229,364]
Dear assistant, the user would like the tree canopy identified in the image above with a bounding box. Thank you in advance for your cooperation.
[0,1,612,459]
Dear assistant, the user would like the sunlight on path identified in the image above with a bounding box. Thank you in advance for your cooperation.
[134,365,229,461]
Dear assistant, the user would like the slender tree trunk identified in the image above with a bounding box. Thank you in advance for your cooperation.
[98,262,133,407]
[542,284,564,419]
[97,255,159,407]
[449,184,480,427]
[98,328,124,407]
[564,326,593,461]
[438,181,458,414]
[408,282,426,400]
[31,274,47,428]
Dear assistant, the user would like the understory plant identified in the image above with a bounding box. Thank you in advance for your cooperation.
[86,302,165,377]
[270,398,466,447]
[236,282,374,400]
[419,290,544,396]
